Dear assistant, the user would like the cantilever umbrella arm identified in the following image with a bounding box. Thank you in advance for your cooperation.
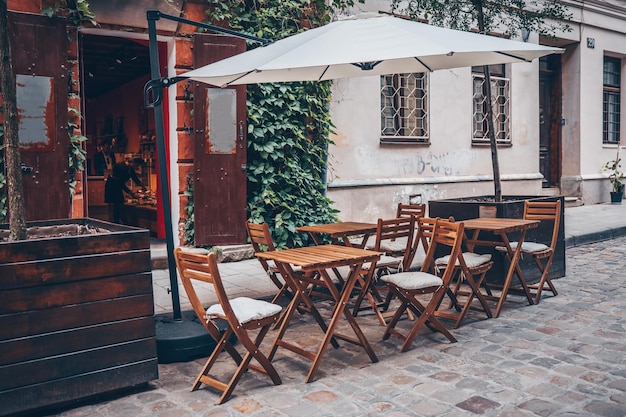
[144,10,268,320]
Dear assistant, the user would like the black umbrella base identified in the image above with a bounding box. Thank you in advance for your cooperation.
[155,311,234,364]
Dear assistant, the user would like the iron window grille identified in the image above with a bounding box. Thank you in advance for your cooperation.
[380,73,429,143]
[472,65,510,144]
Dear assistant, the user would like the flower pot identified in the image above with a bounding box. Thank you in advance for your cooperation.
[610,191,623,203]
[0,218,157,416]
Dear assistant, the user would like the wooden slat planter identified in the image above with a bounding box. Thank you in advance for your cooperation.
[0,219,158,416]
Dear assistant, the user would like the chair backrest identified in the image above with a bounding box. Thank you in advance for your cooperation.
[246,221,276,252]
[523,200,562,250]
[410,216,454,269]
[415,217,437,254]
[421,218,465,285]
[396,203,427,219]
[374,216,416,270]
[174,248,231,331]
[246,221,277,272]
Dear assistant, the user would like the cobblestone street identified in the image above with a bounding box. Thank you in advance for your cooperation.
[40,235,626,417]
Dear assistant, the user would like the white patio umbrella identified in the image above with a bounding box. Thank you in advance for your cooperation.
[181,12,562,87]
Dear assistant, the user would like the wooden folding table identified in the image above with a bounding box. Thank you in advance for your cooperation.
[257,244,382,382]
[462,218,540,318]
[297,222,378,248]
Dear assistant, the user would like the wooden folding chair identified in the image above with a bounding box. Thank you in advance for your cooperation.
[495,200,561,304]
[391,203,426,267]
[352,216,415,325]
[381,218,463,352]
[174,248,282,404]
[376,216,438,321]
[434,240,493,329]
[396,202,427,219]
[246,221,292,304]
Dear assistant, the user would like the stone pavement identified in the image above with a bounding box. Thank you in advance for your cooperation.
[44,234,626,417]
[42,202,626,417]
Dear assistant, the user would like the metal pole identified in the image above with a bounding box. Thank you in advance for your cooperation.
[147,14,182,320]
[144,11,268,323]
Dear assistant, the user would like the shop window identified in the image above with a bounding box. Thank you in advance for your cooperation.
[603,56,621,144]
[380,73,429,143]
[472,64,510,144]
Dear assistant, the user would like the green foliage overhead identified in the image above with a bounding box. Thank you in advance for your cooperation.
[390,0,571,38]
[203,0,363,248]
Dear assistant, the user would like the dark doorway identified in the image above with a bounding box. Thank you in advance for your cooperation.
[539,54,562,188]
[80,33,164,237]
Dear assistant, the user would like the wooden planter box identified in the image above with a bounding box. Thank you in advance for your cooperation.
[0,219,158,416]
[428,195,565,284]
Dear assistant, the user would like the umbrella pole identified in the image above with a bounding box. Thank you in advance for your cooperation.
[144,11,268,362]
[147,13,182,321]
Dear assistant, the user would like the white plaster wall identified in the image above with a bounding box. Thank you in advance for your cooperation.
[327,41,544,221]
[328,0,626,216]
[576,20,626,204]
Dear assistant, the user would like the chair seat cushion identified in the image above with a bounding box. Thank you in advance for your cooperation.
[363,254,402,270]
[495,241,549,253]
[436,252,492,268]
[380,271,442,290]
[206,297,282,324]
[378,237,410,253]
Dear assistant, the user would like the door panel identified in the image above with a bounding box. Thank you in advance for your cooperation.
[8,12,69,220]
[193,34,247,245]
[539,55,562,188]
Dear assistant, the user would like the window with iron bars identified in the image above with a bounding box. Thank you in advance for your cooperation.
[472,65,510,144]
[380,73,428,143]
[603,56,621,145]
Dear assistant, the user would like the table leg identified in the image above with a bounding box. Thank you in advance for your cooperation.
[493,229,533,317]
[268,268,339,363]
[306,263,378,383]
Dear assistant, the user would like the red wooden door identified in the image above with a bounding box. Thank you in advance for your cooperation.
[7,12,69,220]
[193,34,247,245]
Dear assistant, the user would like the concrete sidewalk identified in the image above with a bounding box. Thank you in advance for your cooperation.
[151,202,626,316]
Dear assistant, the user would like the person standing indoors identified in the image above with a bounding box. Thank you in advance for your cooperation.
[104,157,145,224]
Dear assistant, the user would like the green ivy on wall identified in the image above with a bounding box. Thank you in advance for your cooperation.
[203,0,362,248]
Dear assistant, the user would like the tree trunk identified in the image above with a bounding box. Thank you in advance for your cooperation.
[0,0,27,240]
[473,0,503,202]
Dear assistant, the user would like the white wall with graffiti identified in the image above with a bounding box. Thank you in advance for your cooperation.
[327,59,542,222]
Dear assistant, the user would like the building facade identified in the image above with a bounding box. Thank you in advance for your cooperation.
[326,0,626,222]
[4,0,626,245]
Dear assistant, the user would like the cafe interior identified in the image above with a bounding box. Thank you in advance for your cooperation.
[80,33,161,237]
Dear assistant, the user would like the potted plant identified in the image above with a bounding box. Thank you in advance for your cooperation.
[603,150,624,204]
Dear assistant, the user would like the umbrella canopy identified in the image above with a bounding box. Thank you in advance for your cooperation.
[182,13,562,87]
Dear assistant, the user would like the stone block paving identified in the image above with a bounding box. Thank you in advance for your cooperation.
[45,237,626,417]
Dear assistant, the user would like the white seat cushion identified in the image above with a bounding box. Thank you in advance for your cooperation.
[378,237,410,253]
[496,241,549,253]
[363,254,402,270]
[206,297,282,324]
[380,271,442,290]
[436,252,492,268]
[408,246,427,271]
